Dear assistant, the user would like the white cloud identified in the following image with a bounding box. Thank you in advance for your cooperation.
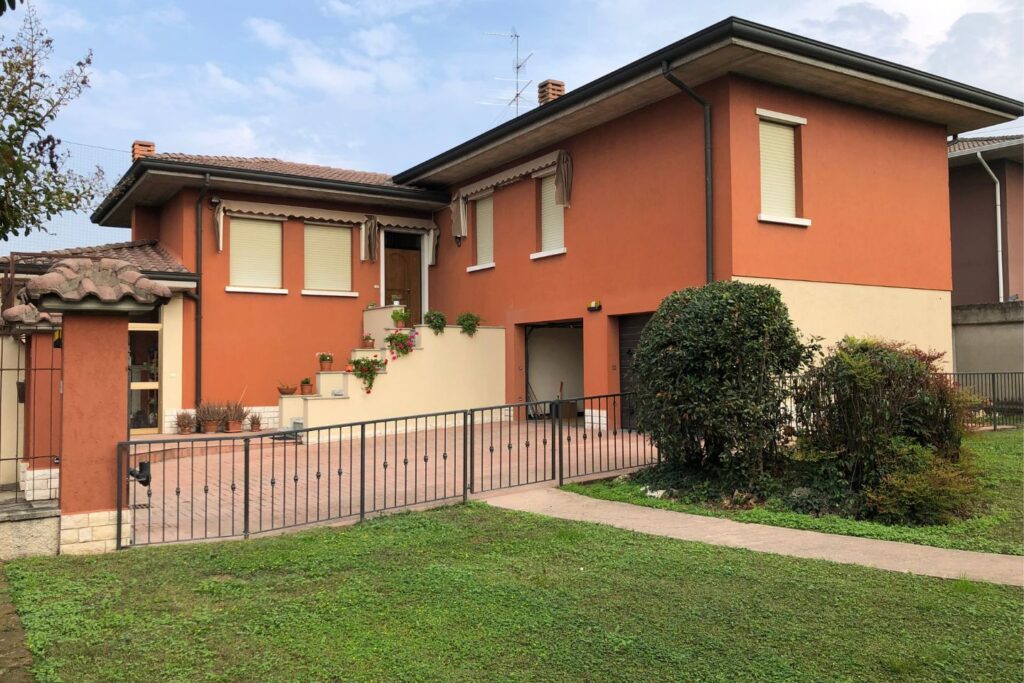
[245,17,293,50]
[354,23,404,58]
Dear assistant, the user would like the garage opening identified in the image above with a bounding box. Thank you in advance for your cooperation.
[525,320,583,416]
[617,312,653,430]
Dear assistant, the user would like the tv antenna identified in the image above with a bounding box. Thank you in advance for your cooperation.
[484,28,533,117]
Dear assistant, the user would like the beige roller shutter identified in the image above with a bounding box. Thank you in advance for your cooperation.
[539,175,564,251]
[304,224,352,291]
[475,196,494,265]
[229,217,282,288]
[759,120,797,217]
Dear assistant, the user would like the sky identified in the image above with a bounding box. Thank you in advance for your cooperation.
[0,0,1021,254]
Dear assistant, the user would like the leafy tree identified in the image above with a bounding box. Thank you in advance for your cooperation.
[0,6,104,240]
[0,1,21,18]
[632,281,816,484]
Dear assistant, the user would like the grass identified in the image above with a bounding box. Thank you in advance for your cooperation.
[565,429,1024,555]
[5,503,1022,682]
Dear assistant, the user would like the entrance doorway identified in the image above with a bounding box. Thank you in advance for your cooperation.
[525,321,583,403]
[128,310,161,435]
[617,312,653,430]
[383,231,424,323]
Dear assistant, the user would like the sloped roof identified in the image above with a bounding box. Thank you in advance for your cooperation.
[150,153,400,188]
[948,135,1023,155]
[24,258,171,307]
[2,240,189,275]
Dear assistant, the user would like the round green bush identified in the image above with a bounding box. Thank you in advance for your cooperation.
[632,281,815,483]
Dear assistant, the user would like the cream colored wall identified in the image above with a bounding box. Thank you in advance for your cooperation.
[302,325,505,427]
[527,327,583,400]
[0,337,24,486]
[735,277,954,368]
[362,305,404,348]
[159,294,184,432]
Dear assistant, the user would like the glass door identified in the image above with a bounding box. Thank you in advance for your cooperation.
[128,322,161,435]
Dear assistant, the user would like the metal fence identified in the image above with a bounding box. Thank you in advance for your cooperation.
[944,372,1024,429]
[118,393,657,548]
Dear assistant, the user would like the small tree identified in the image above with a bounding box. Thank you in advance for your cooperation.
[632,281,815,483]
[0,7,104,240]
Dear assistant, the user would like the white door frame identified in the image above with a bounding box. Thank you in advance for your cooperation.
[378,228,429,321]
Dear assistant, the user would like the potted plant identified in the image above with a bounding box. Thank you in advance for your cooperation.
[361,334,375,349]
[248,412,262,432]
[385,330,416,359]
[424,310,447,335]
[175,411,196,435]
[345,361,355,372]
[300,377,314,395]
[457,312,481,337]
[351,356,388,394]
[278,381,297,396]
[391,307,412,329]
[317,351,334,371]
[224,401,249,433]
[195,402,223,434]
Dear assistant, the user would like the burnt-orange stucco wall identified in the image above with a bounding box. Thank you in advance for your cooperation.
[23,333,62,469]
[60,314,128,515]
[428,79,734,403]
[727,77,952,291]
[160,189,431,407]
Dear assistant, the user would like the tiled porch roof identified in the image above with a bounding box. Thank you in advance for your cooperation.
[1,240,190,275]
[151,153,400,188]
[947,135,1023,155]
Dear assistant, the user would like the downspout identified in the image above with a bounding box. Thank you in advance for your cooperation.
[661,61,713,283]
[976,153,1005,303]
[194,173,210,406]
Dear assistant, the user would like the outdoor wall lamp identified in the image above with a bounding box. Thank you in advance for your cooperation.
[454,235,464,247]
[128,461,152,487]
[587,300,602,312]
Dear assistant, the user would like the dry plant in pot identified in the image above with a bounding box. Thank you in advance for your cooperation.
[361,334,374,349]
[248,412,262,432]
[224,401,249,433]
[175,411,196,435]
[278,381,297,396]
[195,402,224,434]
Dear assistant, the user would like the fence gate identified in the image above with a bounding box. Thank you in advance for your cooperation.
[0,328,62,507]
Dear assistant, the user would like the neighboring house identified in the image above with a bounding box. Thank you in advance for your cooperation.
[19,17,1019,434]
[947,135,1024,372]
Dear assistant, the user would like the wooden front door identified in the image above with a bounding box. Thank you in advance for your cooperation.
[385,246,422,323]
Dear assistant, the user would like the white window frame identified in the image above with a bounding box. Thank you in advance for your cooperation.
[301,221,357,296]
[756,108,811,228]
[226,215,286,293]
[531,168,566,259]
[468,192,495,272]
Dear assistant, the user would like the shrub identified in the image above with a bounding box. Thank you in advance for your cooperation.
[864,452,981,526]
[632,281,816,484]
[424,310,447,335]
[794,338,976,492]
[456,312,481,336]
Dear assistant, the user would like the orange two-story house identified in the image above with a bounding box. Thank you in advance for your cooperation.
[82,18,1021,433]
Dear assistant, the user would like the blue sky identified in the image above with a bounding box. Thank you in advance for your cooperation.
[1,0,1021,254]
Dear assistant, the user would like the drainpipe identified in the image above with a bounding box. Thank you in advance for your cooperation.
[976,153,1004,303]
[661,61,713,283]
[194,173,210,406]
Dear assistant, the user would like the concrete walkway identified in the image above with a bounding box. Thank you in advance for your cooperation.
[488,488,1024,586]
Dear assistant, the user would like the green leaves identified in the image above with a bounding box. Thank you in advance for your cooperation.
[0,7,105,240]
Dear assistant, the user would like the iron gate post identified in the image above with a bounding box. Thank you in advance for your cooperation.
[551,401,560,484]
[467,409,475,494]
[991,372,998,430]
[462,410,470,502]
[243,438,251,539]
[359,423,366,521]
[115,442,124,550]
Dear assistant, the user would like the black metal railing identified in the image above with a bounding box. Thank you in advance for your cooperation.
[943,372,1024,429]
[118,393,657,548]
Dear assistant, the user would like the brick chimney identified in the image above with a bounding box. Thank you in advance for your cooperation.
[537,79,565,106]
[131,140,156,161]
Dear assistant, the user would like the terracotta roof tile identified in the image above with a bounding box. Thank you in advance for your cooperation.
[2,240,189,274]
[24,258,171,307]
[151,152,400,188]
[948,135,1023,155]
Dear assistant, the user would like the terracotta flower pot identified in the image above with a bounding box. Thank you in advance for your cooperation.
[362,339,374,349]
[202,420,220,434]
[178,426,193,435]
[345,363,355,372]
[394,320,406,329]
[319,360,333,371]
[278,386,297,396]
[300,384,314,395]
[225,420,242,433]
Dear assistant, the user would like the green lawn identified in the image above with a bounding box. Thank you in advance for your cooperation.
[565,429,1024,555]
[5,504,1022,682]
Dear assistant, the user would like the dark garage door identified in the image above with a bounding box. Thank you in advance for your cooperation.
[618,313,652,429]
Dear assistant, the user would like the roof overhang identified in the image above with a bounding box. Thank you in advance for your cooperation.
[948,140,1024,168]
[93,160,451,228]
[394,17,1023,188]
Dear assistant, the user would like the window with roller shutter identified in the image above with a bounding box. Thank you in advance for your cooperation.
[229,217,282,289]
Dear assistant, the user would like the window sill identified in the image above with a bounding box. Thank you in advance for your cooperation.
[466,262,495,273]
[301,290,359,298]
[758,214,811,228]
[529,247,567,260]
[225,286,289,295]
